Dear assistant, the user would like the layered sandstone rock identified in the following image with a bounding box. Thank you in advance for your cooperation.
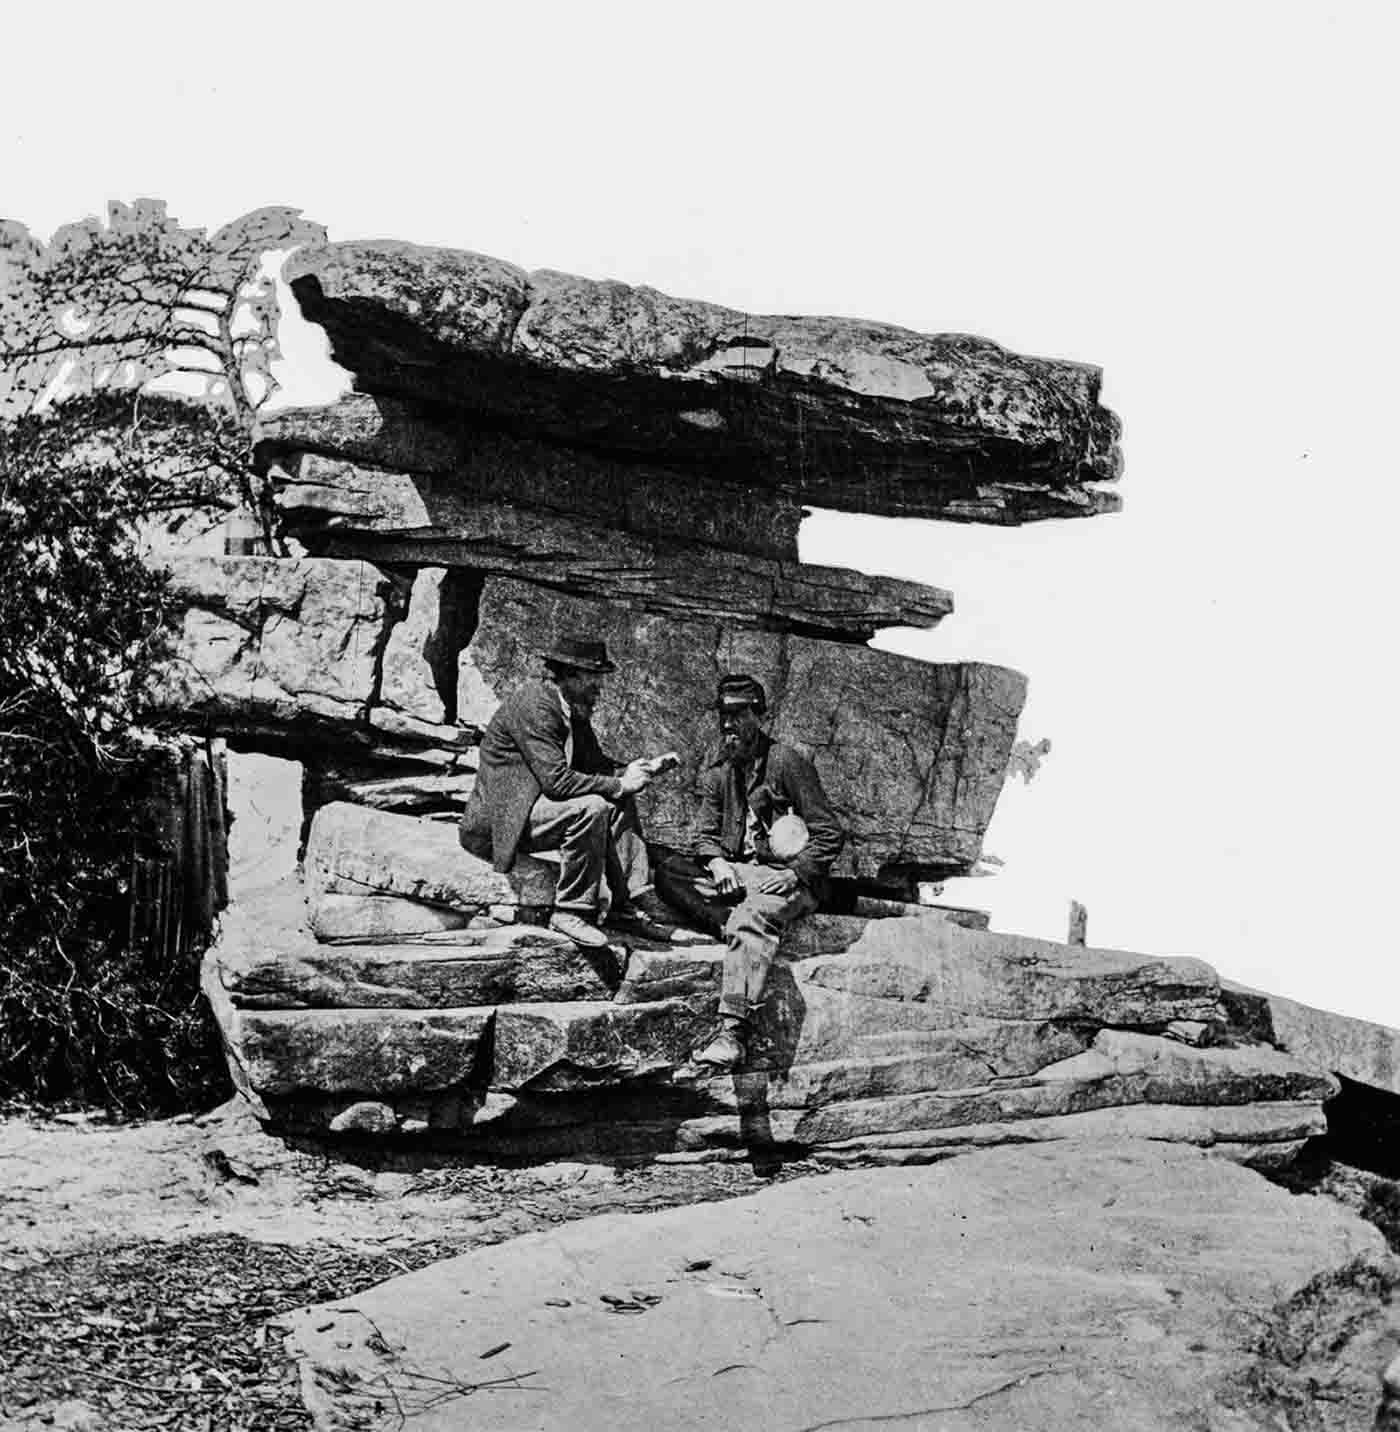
[271,454,954,642]
[155,241,1116,900]
[182,235,1288,1172]
[257,401,809,558]
[280,240,1123,523]
[156,566,1024,885]
[1222,980,1400,1096]
[203,874,1338,1168]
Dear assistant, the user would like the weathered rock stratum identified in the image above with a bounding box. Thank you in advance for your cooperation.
[154,562,1024,885]
[281,240,1123,525]
[203,809,1341,1169]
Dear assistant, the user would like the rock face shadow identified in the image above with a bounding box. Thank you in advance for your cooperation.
[734,961,807,1176]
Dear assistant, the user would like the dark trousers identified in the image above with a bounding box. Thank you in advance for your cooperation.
[522,793,650,915]
[656,854,817,1019]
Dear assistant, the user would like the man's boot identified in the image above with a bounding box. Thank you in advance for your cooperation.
[694,1017,747,1071]
[606,890,709,945]
[548,909,611,949]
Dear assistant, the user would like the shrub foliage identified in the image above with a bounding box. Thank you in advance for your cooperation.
[0,395,230,1111]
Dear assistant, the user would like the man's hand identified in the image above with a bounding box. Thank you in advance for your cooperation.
[708,858,741,896]
[617,760,654,797]
[757,866,800,896]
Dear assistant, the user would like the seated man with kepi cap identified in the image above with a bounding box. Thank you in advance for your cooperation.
[656,673,845,1069]
[459,635,684,949]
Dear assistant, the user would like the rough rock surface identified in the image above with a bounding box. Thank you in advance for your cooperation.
[203,873,1337,1167]
[304,801,557,912]
[225,931,620,1011]
[796,915,1221,1024]
[281,240,1123,525]
[308,891,475,941]
[258,398,808,558]
[276,454,955,641]
[458,578,1025,884]
[284,1140,1390,1432]
[228,1007,493,1099]
[150,555,389,733]
[1223,979,1400,1096]
[376,565,455,726]
[151,555,471,759]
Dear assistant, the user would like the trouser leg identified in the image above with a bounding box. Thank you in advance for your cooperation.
[718,863,818,1020]
[605,796,652,911]
[653,853,731,938]
[523,793,611,913]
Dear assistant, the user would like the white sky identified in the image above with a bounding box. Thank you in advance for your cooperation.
[7,1,1398,1023]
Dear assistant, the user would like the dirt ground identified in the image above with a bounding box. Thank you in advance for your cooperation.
[0,1099,825,1431]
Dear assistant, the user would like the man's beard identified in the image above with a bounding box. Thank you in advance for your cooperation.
[722,733,753,763]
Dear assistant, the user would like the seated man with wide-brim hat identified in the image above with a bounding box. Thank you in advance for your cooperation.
[459,635,685,949]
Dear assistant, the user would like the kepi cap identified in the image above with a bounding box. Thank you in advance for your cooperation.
[715,674,767,713]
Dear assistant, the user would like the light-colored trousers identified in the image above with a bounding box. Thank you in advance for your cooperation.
[523,793,650,915]
[655,854,817,1019]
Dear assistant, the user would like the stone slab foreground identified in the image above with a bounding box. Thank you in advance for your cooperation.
[284,1140,1390,1432]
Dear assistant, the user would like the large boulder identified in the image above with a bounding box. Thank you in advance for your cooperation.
[281,241,1123,525]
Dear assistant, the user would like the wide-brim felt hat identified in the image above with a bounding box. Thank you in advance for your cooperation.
[543,637,616,673]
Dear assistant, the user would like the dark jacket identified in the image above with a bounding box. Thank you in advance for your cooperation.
[459,679,622,872]
[692,734,844,891]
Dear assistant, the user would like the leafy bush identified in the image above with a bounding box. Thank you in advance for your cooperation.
[0,395,231,1112]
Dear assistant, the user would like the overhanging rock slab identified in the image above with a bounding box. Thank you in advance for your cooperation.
[279,459,954,642]
[257,398,807,559]
[282,240,1123,525]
